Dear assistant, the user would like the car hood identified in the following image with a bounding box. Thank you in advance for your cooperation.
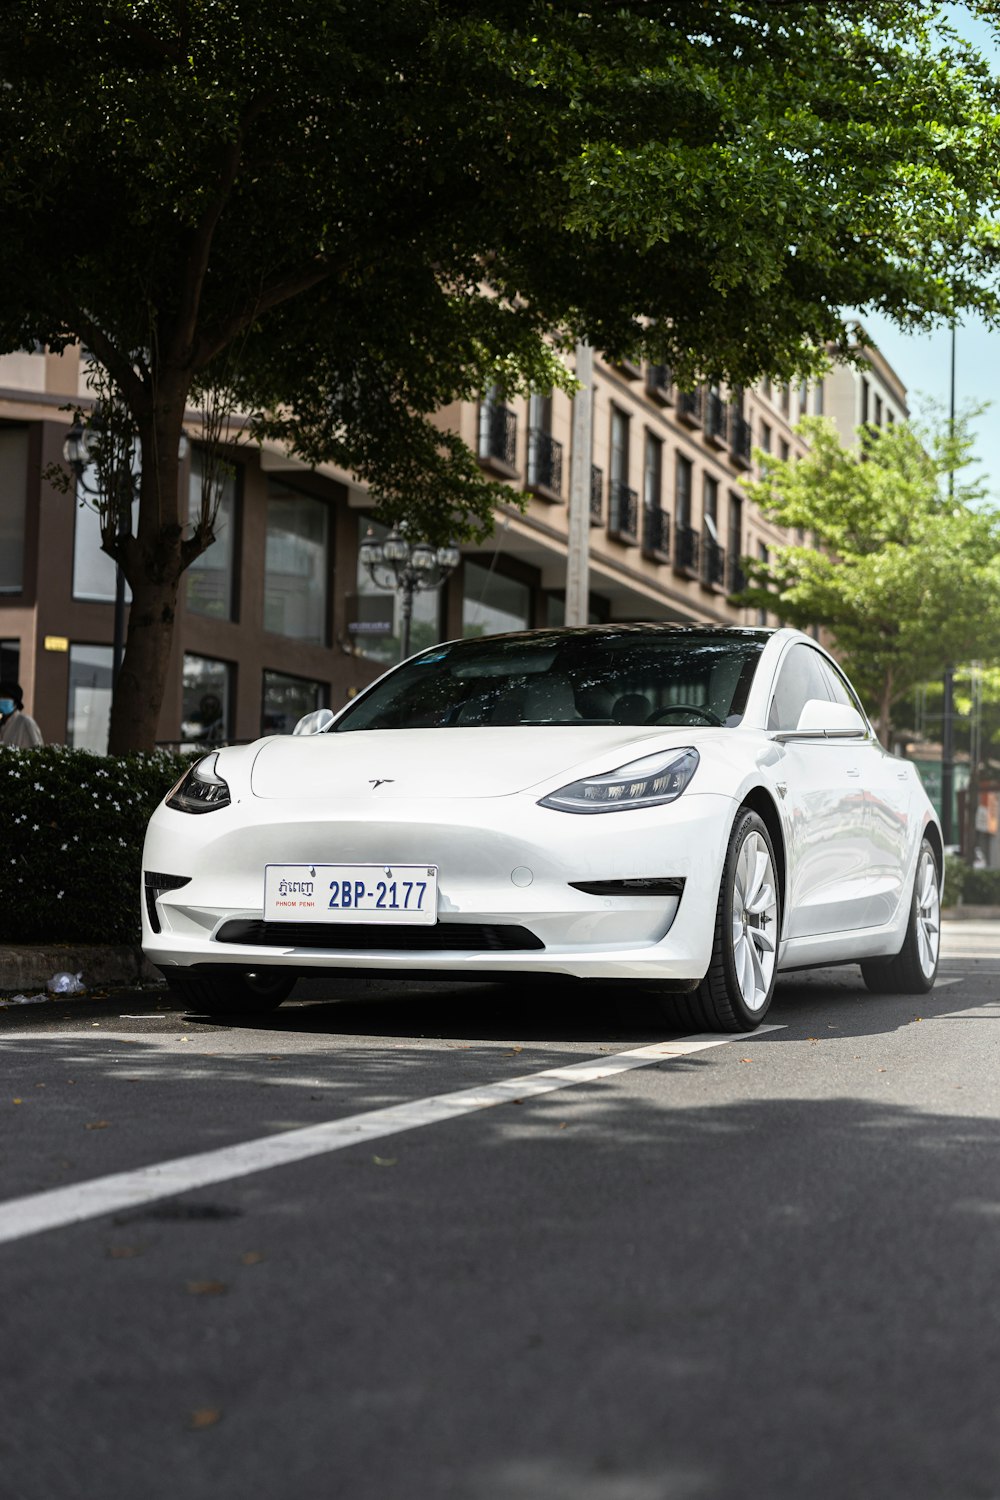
[248,725,708,800]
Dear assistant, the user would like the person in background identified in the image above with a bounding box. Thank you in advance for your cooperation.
[0,681,43,748]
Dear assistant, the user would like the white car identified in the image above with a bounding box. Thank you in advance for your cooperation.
[142,625,943,1031]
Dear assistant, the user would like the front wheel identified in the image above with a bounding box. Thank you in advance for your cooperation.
[860,839,940,995]
[168,967,296,1017]
[663,809,780,1033]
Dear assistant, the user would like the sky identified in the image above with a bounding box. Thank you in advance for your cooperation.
[852,6,1000,500]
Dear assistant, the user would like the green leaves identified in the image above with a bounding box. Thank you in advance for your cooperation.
[736,412,1000,732]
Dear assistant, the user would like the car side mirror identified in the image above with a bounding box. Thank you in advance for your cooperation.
[795,699,867,736]
[292,708,335,736]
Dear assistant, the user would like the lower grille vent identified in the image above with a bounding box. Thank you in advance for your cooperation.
[215,920,545,952]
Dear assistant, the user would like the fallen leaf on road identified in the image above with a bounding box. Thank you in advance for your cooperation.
[107,1245,144,1260]
[85,1120,110,1130]
[12,1098,22,1105]
[739,1057,752,1064]
[240,1252,265,1266]
[506,1045,523,1056]
[186,1281,228,1296]
[877,1067,887,1073]
[372,1156,397,1167]
[189,1408,222,1430]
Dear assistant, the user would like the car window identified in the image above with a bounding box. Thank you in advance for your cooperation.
[768,644,838,732]
[815,655,867,721]
[335,629,768,731]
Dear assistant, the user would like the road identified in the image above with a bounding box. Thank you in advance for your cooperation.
[1,928,998,1500]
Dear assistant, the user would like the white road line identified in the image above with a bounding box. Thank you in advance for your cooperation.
[0,1029,778,1248]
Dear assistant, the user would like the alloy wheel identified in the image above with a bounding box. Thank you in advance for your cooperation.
[730,831,778,1012]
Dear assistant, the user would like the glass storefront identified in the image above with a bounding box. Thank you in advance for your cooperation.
[67,644,113,753]
[72,480,137,603]
[262,669,327,736]
[186,452,238,620]
[0,425,28,594]
[264,482,328,643]
[462,560,530,639]
[181,654,232,750]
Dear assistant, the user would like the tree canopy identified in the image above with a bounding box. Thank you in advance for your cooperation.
[3,1,1000,748]
[735,414,1000,738]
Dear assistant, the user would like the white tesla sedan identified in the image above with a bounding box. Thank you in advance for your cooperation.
[142,625,942,1031]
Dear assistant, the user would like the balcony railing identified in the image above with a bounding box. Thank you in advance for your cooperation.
[608,481,639,542]
[705,391,727,444]
[527,428,563,496]
[646,365,674,404]
[478,401,517,468]
[642,504,670,561]
[673,522,700,573]
[590,465,604,526]
[676,388,703,426]
[729,412,753,468]
[702,537,726,589]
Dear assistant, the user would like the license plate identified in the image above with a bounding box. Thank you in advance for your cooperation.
[263,864,438,925]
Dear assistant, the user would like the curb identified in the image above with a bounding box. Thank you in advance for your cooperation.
[942,907,1000,922]
[0,944,162,999]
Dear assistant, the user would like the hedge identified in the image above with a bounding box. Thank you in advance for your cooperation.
[0,745,191,945]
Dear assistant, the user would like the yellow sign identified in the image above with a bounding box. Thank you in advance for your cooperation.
[43,636,69,652]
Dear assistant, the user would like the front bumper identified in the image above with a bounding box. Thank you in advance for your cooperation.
[141,791,738,984]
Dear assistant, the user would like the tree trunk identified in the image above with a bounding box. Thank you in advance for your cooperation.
[107,388,189,756]
[876,669,894,748]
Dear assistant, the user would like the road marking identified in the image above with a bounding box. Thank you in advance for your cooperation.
[933,978,963,987]
[0,1029,779,1247]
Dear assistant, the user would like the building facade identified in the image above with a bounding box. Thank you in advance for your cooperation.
[0,329,907,751]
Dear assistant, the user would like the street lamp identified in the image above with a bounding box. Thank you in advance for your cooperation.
[62,414,135,686]
[359,526,460,660]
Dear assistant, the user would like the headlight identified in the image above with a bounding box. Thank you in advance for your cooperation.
[165,753,232,814]
[539,748,699,814]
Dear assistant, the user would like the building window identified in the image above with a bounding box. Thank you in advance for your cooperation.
[861,377,870,425]
[727,495,744,591]
[814,380,824,416]
[479,385,517,468]
[67,644,113,753]
[1,639,19,683]
[181,654,233,749]
[264,481,329,644]
[779,439,790,463]
[756,542,769,627]
[610,407,630,487]
[760,422,772,454]
[644,432,663,511]
[781,384,791,416]
[72,483,138,602]
[353,517,442,666]
[0,426,28,594]
[262,668,327,736]
[874,394,883,428]
[186,451,238,620]
[798,378,808,415]
[463,559,530,638]
[674,454,692,530]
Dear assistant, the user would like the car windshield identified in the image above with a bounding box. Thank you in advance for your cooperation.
[334,627,768,731]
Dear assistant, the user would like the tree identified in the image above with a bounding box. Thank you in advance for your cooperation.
[3,2,1000,750]
[735,414,1000,738]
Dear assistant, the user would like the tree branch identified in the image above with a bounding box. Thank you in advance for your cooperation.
[73,313,148,413]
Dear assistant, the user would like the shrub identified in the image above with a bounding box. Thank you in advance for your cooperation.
[960,866,1000,907]
[943,854,966,910]
[0,745,191,945]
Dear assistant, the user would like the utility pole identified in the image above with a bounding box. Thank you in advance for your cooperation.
[565,343,593,627]
[941,318,956,845]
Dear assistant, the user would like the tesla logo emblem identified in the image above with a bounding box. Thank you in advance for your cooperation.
[369,779,394,789]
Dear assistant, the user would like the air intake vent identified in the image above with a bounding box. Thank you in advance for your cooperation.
[143,872,191,934]
[214,920,544,952]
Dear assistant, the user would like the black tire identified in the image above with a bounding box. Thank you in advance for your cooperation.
[661,808,780,1033]
[860,838,941,995]
[168,967,295,1016]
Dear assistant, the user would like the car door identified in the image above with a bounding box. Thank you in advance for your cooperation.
[769,644,872,938]
[816,654,909,925]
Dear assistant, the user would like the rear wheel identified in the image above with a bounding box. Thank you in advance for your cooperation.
[168,967,295,1017]
[662,808,780,1033]
[860,839,940,995]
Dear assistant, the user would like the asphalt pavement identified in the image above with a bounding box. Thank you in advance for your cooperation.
[1,930,998,1500]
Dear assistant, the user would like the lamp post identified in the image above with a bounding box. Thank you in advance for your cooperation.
[62,415,133,685]
[359,527,460,660]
